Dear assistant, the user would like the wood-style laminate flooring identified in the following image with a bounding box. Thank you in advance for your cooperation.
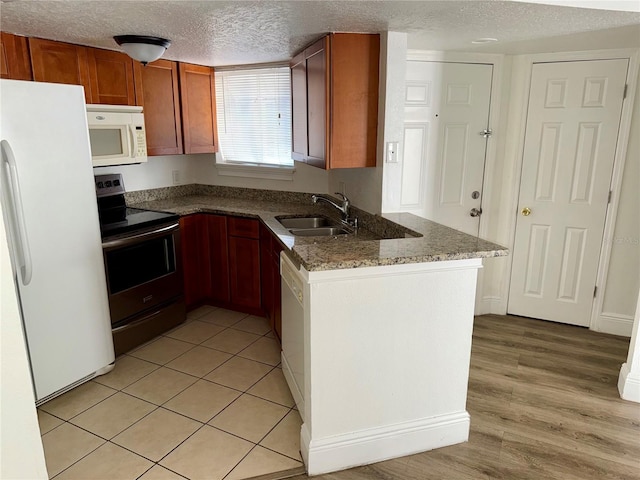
[288,314,640,480]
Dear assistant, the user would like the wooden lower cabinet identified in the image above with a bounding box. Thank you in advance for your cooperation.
[228,235,261,310]
[227,217,261,311]
[180,214,210,309]
[260,222,284,341]
[181,214,265,317]
[207,215,230,303]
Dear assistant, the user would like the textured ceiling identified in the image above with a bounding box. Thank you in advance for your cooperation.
[0,1,638,66]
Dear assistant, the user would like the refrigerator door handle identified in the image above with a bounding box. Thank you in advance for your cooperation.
[1,140,33,285]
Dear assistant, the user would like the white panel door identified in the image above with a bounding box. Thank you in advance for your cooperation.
[508,59,628,326]
[403,62,493,236]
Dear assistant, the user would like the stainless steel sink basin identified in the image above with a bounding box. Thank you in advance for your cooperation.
[278,217,332,229]
[288,227,350,237]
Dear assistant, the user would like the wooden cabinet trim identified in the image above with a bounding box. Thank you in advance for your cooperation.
[0,32,32,80]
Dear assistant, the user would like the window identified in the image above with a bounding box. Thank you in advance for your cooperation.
[215,66,292,168]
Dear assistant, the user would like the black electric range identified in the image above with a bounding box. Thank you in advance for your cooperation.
[94,173,178,239]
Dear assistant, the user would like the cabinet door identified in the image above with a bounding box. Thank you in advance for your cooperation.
[29,38,91,102]
[207,214,230,303]
[305,37,328,169]
[180,215,210,309]
[260,223,274,324]
[87,47,136,105]
[228,236,261,309]
[290,51,307,162]
[134,59,183,155]
[0,32,32,80]
[329,34,379,169]
[179,63,218,154]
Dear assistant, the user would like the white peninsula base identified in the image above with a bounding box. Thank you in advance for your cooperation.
[281,254,483,476]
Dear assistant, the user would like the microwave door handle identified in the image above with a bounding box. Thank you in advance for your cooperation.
[1,140,33,285]
[128,124,137,159]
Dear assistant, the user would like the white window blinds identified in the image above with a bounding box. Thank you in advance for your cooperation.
[215,66,292,166]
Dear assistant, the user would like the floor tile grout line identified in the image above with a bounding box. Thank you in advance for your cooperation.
[40,385,119,425]
[49,434,108,480]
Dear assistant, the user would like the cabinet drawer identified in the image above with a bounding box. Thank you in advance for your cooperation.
[228,217,260,239]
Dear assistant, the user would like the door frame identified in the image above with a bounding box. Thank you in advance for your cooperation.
[502,48,639,334]
[406,50,505,246]
[407,51,505,313]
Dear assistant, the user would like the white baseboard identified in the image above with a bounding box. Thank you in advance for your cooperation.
[618,362,640,403]
[301,411,470,476]
[475,296,505,316]
[594,313,634,337]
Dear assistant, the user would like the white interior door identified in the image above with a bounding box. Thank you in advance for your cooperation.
[402,62,493,236]
[508,59,628,326]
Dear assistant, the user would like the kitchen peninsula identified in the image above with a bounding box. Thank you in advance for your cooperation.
[129,185,508,475]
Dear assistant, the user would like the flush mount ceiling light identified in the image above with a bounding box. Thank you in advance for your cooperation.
[113,35,171,66]
[471,38,498,44]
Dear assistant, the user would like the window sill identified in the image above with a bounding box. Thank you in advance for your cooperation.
[215,162,295,181]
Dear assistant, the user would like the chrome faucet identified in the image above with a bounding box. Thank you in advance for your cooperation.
[312,193,358,228]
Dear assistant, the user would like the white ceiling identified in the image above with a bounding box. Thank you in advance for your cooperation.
[1,1,639,66]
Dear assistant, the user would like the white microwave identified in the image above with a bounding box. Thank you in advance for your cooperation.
[87,104,147,167]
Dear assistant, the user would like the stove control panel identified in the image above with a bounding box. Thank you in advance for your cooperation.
[95,173,125,198]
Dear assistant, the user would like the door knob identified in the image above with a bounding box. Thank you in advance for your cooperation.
[470,207,482,217]
[521,207,532,216]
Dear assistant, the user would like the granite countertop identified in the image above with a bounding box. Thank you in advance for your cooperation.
[128,185,508,272]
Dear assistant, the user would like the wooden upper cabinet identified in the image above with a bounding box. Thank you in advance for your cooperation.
[29,38,91,102]
[329,34,379,169]
[134,59,183,156]
[86,47,135,105]
[0,32,32,80]
[290,51,308,162]
[305,38,328,169]
[290,33,379,169]
[179,63,218,154]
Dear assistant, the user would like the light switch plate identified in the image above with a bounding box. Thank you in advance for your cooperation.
[386,142,399,163]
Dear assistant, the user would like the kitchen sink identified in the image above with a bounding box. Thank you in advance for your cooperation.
[288,227,350,237]
[277,216,333,229]
[277,216,352,236]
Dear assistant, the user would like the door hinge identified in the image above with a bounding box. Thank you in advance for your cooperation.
[480,129,493,138]
[623,84,628,99]
[608,190,612,204]
[594,286,598,298]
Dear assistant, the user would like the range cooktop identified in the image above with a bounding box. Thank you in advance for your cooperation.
[95,173,178,239]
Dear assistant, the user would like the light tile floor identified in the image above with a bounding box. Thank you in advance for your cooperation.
[37,307,305,480]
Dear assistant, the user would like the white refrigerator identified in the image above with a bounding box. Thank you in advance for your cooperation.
[0,79,115,404]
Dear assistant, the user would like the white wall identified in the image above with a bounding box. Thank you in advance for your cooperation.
[94,154,196,191]
[0,219,48,479]
[96,153,329,194]
[192,154,329,194]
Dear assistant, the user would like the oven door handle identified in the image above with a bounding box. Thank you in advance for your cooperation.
[112,307,164,333]
[102,222,179,249]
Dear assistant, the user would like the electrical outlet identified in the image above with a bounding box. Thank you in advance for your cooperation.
[172,170,180,185]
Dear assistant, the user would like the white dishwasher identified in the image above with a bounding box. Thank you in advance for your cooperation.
[280,252,305,416]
